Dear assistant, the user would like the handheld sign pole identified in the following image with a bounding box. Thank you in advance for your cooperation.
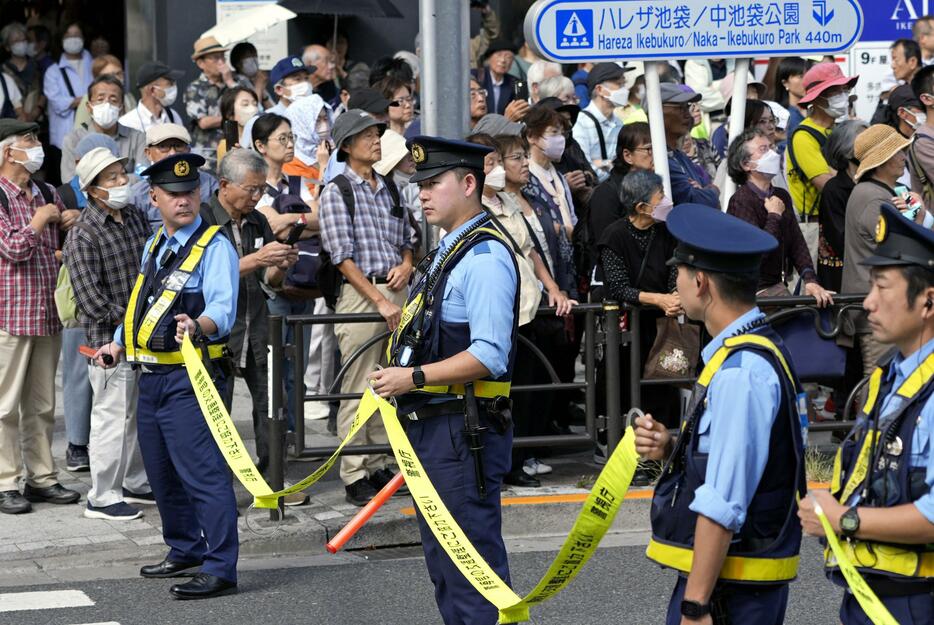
[721,58,750,212]
[644,62,672,199]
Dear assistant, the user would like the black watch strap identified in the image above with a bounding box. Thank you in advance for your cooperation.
[412,365,425,389]
[680,599,711,619]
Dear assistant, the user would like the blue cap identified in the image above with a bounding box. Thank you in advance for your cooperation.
[270,55,315,86]
[406,135,492,184]
[861,203,934,271]
[141,153,204,192]
[666,204,778,273]
[75,132,119,159]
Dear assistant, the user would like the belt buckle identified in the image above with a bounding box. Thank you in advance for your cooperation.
[141,364,155,374]
[406,412,418,421]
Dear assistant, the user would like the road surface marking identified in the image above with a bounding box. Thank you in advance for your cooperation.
[0,589,94,612]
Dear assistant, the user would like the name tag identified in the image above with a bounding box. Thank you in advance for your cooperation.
[254,237,263,249]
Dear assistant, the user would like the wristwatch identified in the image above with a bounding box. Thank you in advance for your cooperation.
[190,319,205,343]
[680,599,711,620]
[412,366,425,389]
[840,506,860,538]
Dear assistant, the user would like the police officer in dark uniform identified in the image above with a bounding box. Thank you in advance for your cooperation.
[799,204,934,624]
[95,153,241,600]
[368,136,519,625]
[634,204,807,625]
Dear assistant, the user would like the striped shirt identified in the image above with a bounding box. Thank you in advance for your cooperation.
[319,167,412,277]
[62,199,150,348]
[0,176,64,336]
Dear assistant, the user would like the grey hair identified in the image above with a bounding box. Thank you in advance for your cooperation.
[217,147,267,182]
[619,170,664,217]
[527,61,561,87]
[0,134,27,166]
[0,23,26,47]
[726,128,770,185]
[823,119,869,171]
[538,76,575,100]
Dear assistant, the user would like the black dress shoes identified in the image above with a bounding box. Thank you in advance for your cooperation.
[140,558,203,579]
[0,490,31,514]
[170,573,237,600]
[504,470,541,488]
[23,483,80,504]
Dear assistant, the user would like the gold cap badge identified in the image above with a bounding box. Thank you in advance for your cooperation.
[874,214,887,243]
[174,160,190,177]
[411,143,426,164]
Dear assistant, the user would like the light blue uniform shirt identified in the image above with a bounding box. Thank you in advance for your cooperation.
[864,336,934,524]
[115,214,239,346]
[430,213,517,378]
[688,307,783,533]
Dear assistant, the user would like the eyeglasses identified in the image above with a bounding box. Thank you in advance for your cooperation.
[632,146,653,155]
[503,152,529,162]
[270,133,295,146]
[391,96,414,106]
[230,181,265,197]
[470,88,488,98]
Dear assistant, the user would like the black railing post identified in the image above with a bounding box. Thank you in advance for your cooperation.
[630,306,642,411]
[291,319,306,456]
[267,315,286,519]
[604,301,622,455]
[584,307,596,441]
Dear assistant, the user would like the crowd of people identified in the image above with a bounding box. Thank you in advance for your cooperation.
[0,3,933,518]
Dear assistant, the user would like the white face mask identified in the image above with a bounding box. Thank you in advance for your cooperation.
[485,165,506,191]
[11,144,44,173]
[651,196,674,221]
[10,42,28,57]
[286,81,312,100]
[157,84,177,107]
[907,109,928,130]
[754,148,782,177]
[95,183,130,209]
[91,102,120,129]
[235,104,258,126]
[605,85,629,107]
[822,92,849,118]
[241,57,259,77]
[62,36,83,55]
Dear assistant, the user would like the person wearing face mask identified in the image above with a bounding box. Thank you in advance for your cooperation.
[726,128,833,307]
[374,128,424,258]
[118,61,183,134]
[909,64,934,209]
[266,55,317,117]
[216,86,259,162]
[1,23,38,122]
[786,62,859,220]
[844,125,929,376]
[63,147,152,522]
[60,75,146,183]
[42,22,92,186]
[230,42,274,112]
[72,54,137,132]
[572,62,631,181]
[883,85,926,190]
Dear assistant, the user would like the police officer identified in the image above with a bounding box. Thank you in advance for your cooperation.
[368,136,519,625]
[95,153,241,600]
[635,204,807,625]
[799,204,934,624]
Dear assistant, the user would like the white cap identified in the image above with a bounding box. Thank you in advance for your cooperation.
[76,147,128,190]
[373,129,409,177]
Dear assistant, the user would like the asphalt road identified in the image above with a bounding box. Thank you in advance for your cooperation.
[0,537,842,625]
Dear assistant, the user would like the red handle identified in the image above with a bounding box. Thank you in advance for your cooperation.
[326,472,405,554]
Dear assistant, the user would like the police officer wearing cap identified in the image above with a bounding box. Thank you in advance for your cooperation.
[95,152,241,600]
[368,136,519,625]
[799,204,934,624]
[635,204,807,624]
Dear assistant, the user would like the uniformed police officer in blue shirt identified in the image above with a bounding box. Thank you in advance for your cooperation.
[635,204,807,625]
[368,136,519,625]
[95,153,241,600]
[799,204,934,624]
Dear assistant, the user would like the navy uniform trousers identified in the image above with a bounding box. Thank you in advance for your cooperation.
[666,576,789,625]
[136,366,239,583]
[841,590,934,624]
[408,410,513,625]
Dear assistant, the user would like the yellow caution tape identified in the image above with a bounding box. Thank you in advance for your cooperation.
[813,500,899,625]
[181,335,639,622]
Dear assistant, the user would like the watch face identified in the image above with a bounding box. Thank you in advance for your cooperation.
[841,512,858,532]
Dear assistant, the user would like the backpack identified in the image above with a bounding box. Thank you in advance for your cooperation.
[317,173,405,308]
[578,109,607,161]
[271,176,323,294]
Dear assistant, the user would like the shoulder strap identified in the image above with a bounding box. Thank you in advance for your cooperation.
[482,207,523,255]
[58,66,75,98]
[33,179,53,205]
[0,74,12,116]
[286,174,302,196]
[633,228,656,288]
[699,333,795,389]
[909,139,934,200]
[579,109,607,161]
[331,174,356,224]
[787,124,827,180]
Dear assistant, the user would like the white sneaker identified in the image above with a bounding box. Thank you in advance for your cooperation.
[304,401,330,420]
[523,458,553,476]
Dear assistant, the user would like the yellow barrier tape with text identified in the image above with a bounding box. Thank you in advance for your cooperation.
[813,500,899,625]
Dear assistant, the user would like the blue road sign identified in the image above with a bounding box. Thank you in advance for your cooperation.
[859,0,923,42]
[524,0,865,62]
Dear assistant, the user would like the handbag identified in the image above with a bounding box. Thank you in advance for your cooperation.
[643,317,701,380]
[769,280,847,381]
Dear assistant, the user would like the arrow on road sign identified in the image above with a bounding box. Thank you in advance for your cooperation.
[813,0,835,26]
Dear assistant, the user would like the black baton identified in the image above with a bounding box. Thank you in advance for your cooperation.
[463,382,487,499]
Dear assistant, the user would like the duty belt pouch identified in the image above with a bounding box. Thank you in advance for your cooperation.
[486,396,513,434]
[710,587,732,625]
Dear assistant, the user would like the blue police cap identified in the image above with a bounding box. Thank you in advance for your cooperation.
[666,204,778,273]
[406,135,492,184]
[270,55,315,87]
[140,153,204,193]
[861,203,934,271]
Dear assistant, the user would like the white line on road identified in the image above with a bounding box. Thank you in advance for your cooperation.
[0,589,94,612]
[67,622,121,625]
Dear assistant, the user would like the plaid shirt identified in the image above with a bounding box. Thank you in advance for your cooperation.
[62,199,150,347]
[319,167,412,277]
[0,176,64,336]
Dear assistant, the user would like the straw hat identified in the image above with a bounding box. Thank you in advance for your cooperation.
[854,124,912,181]
[191,36,229,61]
[76,147,128,190]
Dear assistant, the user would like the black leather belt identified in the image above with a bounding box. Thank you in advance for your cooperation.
[406,399,464,421]
[344,275,389,285]
[864,577,934,597]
